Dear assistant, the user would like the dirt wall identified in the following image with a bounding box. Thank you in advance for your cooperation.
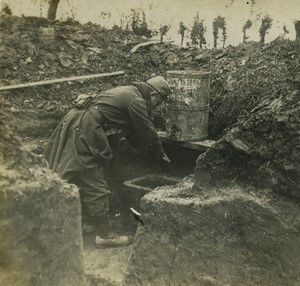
[124,180,300,285]
[194,92,300,199]
[0,102,86,286]
[0,170,86,286]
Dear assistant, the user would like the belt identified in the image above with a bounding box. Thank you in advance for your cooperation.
[86,104,124,137]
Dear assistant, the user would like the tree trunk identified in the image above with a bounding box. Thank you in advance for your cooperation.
[243,31,246,43]
[47,0,60,21]
[213,32,217,48]
[295,21,300,40]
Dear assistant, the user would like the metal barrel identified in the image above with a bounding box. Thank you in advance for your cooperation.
[165,70,211,142]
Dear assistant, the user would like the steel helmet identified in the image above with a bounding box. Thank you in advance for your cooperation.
[146,76,172,100]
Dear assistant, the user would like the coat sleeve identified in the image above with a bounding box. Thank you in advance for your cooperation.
[127,98,165,160]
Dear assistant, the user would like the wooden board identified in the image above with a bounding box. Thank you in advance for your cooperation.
[0,71,125,92]
[158,131,215,151]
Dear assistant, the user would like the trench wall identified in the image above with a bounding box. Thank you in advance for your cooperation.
[124,181,300,286]
[0,167,86,286]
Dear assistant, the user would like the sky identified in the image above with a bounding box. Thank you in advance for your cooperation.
[2,0,300,47]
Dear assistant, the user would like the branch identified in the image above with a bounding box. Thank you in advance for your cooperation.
[130,40,174,54]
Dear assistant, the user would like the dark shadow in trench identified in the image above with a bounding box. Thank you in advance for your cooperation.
[104,137,203,233]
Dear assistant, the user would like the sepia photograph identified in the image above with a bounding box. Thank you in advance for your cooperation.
[0,0,300,285]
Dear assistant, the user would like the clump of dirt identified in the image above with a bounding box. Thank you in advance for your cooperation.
[195,83,300,199]
[207,40,300,138]
[0,97,45,178]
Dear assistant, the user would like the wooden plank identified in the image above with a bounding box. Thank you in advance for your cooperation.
[158,131,216,151]
[0,71,125,92]
[130,40,174,53]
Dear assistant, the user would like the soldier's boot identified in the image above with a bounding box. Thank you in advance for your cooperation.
[95,232,133,248]
[94,216,133,248]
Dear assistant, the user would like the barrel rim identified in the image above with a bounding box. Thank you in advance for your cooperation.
[166,70,211,77]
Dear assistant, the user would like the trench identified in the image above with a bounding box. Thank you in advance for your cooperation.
[11,92,210,285]
[5,89,300,285]
[5,70,212,285]
[82,138,204,285]
[108,139,202,213]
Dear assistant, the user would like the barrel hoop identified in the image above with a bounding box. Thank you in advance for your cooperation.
[167,105,209,111]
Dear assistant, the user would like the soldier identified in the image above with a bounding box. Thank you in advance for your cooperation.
[44,76,172,248]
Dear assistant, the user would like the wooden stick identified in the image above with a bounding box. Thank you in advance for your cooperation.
[130,40,174,54]
[0,71,125,92]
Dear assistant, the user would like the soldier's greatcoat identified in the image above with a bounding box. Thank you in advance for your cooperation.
[44,82,164,219]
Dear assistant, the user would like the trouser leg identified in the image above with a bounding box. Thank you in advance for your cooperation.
[69,166,111,236]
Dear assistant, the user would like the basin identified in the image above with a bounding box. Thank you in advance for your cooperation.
[123,174,181,210]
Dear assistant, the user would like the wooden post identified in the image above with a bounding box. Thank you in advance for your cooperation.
[0,71,125,92]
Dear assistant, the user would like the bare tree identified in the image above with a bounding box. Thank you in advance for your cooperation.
[47,0,60,20]
[259,15,272,44]
[178,22,187,46]
[130,9,152,38]
[213,16,226,48]
[242,20,252,43]
[295,21,300,40]
[1,3,12,15]
[283,23,289,35]
[190,13,206,48]
[159,25,169,42]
